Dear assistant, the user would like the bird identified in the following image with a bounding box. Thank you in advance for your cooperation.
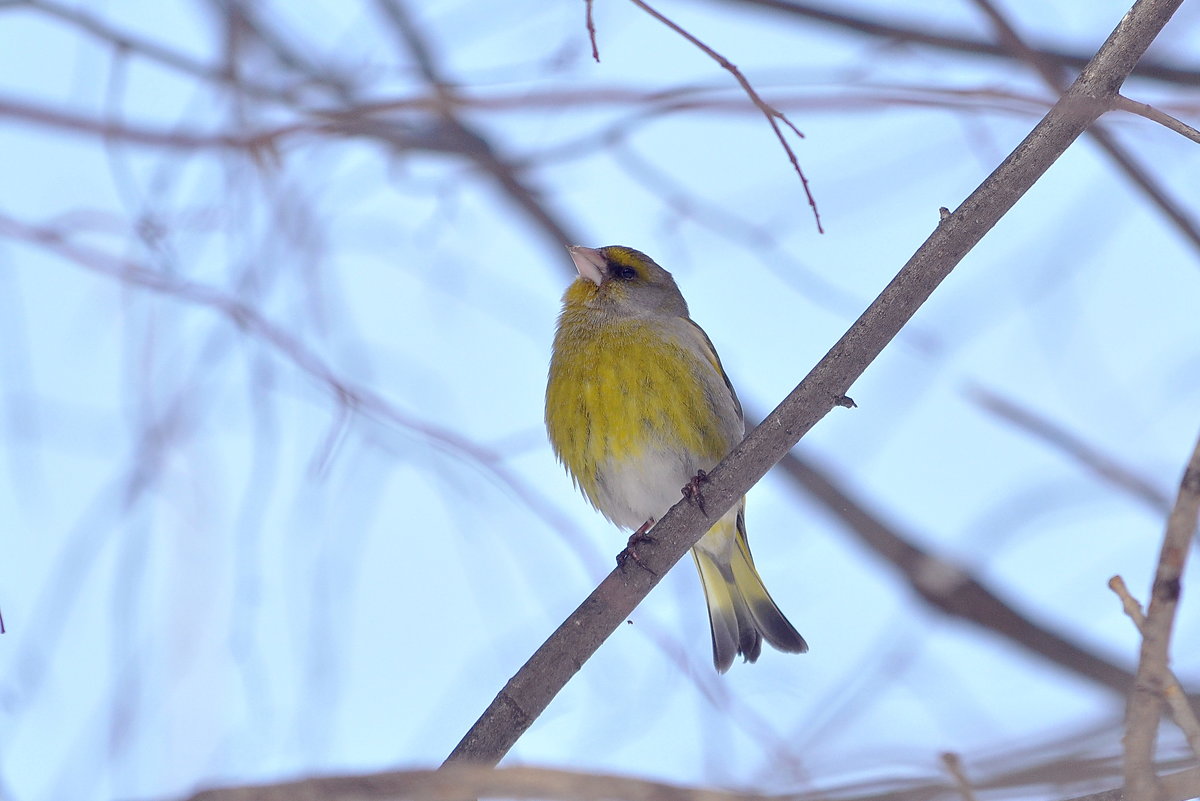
[545,244,808,672]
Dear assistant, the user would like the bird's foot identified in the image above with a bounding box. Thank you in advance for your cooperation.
[681,469,709,515]
[617,518,658,575]
[627,518,655,546]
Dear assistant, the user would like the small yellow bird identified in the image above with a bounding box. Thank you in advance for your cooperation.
[545,245,807,672]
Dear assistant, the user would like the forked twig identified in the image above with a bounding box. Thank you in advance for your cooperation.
[1109,575,1200,759]
[626,0,823,232]
[1123,431,1200,800]
[1113,94,1200,144]
[970,0,1200,259]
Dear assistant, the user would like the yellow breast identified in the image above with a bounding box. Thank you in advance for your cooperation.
[545,299,730,510]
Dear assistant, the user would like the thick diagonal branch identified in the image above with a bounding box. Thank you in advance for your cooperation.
[443,0,1185,767]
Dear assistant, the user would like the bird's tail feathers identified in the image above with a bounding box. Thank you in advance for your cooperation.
[692,526,808,673]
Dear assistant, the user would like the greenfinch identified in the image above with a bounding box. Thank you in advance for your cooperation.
[545,245,808,673]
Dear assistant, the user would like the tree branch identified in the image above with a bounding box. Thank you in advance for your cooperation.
[1066,766,1200,801]
[1123,431,1200,801]
[187,765,778,801]
[775,451,1145,695]
[627,0,823,232]
[719,0,1200,88]
[1109,576,1200,759]
[968,0,1200,261]
[183,762,1200,801]
[372,0,580,249]
[1112,94,1200,144]
[967,385,1172,515]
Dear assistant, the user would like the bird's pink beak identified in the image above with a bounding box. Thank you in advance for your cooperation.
[567,246,605,285]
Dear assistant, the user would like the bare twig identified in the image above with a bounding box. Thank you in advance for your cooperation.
[25,0,299,101]
[184,760,1200,801]
[723,0,1200,88]
[941,753,980,801]
[0,92,295,151]
[1123,431,1200,801]
[373,0,580,248]
[0,212,597,554]
[585,0,600,61]
[13,81,1183,162]
[968,385,1172,516]
[626,0,823,232]
[776,450,1143,696]
[1113,94,1200,144]
[1109,576,1200,759]
[969,0,1200,260]
[443,0,1185,768]
[31,0,1200,94]
[188,765,780,801]
[1065,766,1200,801]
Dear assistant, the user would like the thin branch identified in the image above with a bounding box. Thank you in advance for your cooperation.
[720,0,1200,88]
[24,0,1200,166]
[968,0,1200,260]
[585,0,600,61]
[626,0,823,232]
[23,0,300,102]
[12,81,1179,161]
[0,93,292,151]
[187,765,780,801]
[1124,431,1200,801]
[1113,94,1200,144]
[183,761,1200,801]
[941,753,980,801]
[1109,575,1200,759]
[967,384,1172,516]
[776,450,1144,696]
[442,0,1185,768]
[0,213,595,552]
[373,0,580,248]
[206,0,357,98]
[345,82,1060,119]
[1065,766,1200,801]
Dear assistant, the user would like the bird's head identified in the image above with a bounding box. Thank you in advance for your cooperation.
[564,245,688,319]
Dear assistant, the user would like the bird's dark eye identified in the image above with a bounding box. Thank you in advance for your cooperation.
[615,266,637,280]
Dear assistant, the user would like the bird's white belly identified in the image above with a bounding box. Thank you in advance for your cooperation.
[594,443,702,530]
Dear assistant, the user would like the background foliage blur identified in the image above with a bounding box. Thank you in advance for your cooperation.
[1,1,1199,800]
